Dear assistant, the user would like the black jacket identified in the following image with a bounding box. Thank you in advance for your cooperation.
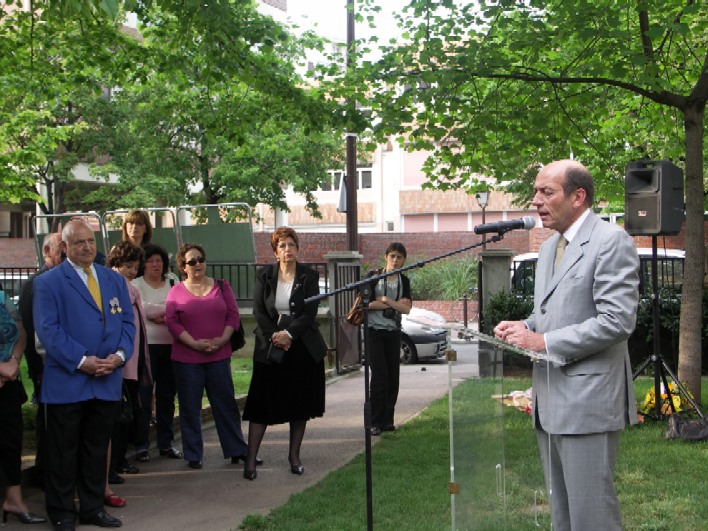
[252,263,327,363]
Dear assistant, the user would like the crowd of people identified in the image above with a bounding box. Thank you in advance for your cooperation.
[0,213,343,531]
[2,159,639,531]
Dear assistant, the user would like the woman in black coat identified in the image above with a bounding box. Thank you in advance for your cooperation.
[242,227,327,480]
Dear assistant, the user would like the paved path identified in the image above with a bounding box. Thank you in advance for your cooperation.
[12,340,479,531]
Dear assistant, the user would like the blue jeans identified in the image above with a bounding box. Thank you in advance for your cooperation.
[173,358,248,461]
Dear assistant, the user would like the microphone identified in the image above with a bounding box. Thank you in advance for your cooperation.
[473,216,536,234]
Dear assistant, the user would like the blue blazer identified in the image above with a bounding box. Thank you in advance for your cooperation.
[34,260,135,404]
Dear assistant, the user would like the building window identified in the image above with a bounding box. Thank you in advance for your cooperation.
[360,169,372,189]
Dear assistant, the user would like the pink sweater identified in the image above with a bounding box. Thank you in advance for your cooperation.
[165,280,240,364]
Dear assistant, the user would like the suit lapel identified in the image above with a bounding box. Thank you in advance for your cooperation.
[62,261,100,311]
[264,264,279,320]
[540,213,597,304]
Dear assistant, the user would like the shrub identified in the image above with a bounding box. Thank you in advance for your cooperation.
[406,257,478,301]
[481,290,534,369]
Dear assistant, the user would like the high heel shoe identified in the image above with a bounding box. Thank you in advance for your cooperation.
[288,457,304,475]
[243,467,257,481]
[2,509,47,524]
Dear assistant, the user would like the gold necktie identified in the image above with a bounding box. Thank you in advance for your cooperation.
[84,267,103,312]
[554,236,567,271]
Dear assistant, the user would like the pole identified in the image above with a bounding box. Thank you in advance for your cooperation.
[345,0,358,252]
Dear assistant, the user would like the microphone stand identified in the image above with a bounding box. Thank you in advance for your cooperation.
[306,231,510,530]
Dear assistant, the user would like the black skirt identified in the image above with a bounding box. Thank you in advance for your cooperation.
[243,341,325,425]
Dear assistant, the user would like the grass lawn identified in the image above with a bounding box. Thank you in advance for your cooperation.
[239,376,708,531]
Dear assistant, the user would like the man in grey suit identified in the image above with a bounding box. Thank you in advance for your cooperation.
[494,160,639,530]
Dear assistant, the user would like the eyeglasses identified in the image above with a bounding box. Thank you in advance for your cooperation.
[184,256,205,267]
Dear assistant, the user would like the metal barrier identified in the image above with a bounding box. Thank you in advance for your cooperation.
[0,262,327,308]
[0,267,39,304]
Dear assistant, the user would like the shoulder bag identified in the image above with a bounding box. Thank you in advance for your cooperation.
[216,279,245,351]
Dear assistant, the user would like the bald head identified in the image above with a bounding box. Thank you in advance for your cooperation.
[62,220,97,268]
[42,232,63,267]
[532,160,594,233]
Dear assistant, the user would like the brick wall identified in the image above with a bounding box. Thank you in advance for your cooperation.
[2,220,703,268]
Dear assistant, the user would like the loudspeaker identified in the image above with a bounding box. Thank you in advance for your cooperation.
[624,160,684,235]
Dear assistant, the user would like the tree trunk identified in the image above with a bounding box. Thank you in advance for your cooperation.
[677,104,704,404]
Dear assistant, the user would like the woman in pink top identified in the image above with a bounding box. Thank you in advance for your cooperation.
[165,243,248,469]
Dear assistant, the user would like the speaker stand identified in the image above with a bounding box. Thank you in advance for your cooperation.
[632,236,703,419]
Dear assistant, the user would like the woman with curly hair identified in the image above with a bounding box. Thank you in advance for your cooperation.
[105,241,152,506]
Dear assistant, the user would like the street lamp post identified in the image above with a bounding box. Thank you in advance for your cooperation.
[475,191,489,331]
[475,191,489,250]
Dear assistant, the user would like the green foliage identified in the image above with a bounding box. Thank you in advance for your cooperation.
[0,0,346,215]
[482,290,534,335]
[405,257,478,301]
[631,288,708,374]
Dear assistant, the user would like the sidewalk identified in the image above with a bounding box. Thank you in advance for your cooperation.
[12,339,479,530]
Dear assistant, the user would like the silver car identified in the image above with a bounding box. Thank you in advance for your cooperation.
[400,307,448,364]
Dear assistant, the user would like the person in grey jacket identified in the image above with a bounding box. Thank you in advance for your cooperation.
[494,160,639,531]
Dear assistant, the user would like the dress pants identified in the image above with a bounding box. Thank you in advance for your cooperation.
[45,399,116,523]
[0,380,24,486]
[111,379,144,469]
[368,327,401,429]
[173,358,248,461]
[136,344,177,451]
[536,428,622,531]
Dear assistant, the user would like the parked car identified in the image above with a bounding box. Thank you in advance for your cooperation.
[400,307,448,364]
[511,248,685,297]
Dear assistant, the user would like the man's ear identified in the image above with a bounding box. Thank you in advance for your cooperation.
[573,187,587,208]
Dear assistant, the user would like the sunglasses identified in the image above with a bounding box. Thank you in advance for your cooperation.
[184,256,206,267]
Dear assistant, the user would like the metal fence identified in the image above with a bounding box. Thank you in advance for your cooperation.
[0,267,39,304]
[0,263,329,308]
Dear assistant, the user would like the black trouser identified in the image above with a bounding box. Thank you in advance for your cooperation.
[0,380,23,486]
[368,327,401,429]
[110,379,144,469]
[45,399,116,523]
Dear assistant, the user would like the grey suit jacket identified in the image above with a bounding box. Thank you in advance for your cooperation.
[526,211,639,435]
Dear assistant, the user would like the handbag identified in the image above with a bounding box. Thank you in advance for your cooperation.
[266,314,293,364]
[216,279,246,351]
[116,383,134,425]
[345,293,364,326]
[230,322,245,351]
[266,342,285,364]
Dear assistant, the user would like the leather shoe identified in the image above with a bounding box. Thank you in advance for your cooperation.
[134,450,150,462]
[231,455,263,466]
[2,509,47,524]
[114,465,139,475]
[188,460,202,469]
[107,470,125,485]
[243,468,257,481]
[369,427,382,436]
[288,457,304,475]
[53,519,75,531]
[104,494,127,508]
[159,446,184,459]
[79,510,122,528]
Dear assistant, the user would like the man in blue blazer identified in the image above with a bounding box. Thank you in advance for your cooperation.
[34,221,135,531]
[495,160,639,530]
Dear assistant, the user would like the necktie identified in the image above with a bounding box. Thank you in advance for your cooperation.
[84,267,103,312]
[554,236,567,271]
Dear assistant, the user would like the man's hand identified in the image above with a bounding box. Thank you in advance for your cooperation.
[493,320,527,340]
[79,356,101,376]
